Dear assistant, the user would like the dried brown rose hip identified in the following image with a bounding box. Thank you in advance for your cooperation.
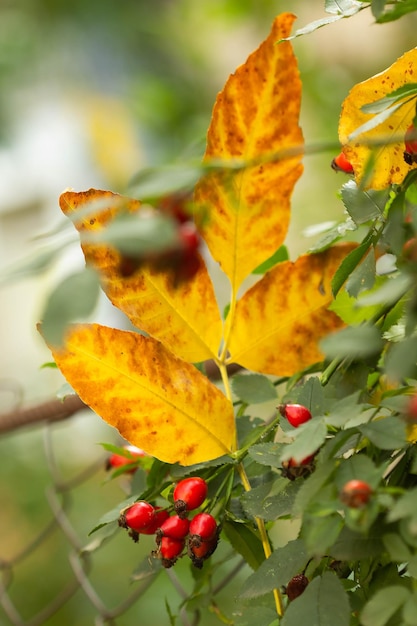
[285,574,309,601]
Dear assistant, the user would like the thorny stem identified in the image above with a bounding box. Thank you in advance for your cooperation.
[218,360,284,618]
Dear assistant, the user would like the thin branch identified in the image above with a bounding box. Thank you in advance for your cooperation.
[0,394,88,434]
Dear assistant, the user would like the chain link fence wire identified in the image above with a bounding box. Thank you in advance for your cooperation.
[0,405,249,626]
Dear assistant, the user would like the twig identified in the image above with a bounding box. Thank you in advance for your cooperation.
[0,394,87,434]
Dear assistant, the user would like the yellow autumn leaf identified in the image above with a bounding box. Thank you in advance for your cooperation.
[339,48,417,190]
[194,13,303,292]
[227,245,355,376]
[43,323,235,465]
[60,189,223,363]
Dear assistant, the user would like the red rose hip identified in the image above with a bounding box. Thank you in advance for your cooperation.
[279,403,312,428]
[160,536,185,567]
[340,479,373,508]
[331,152,354,174]
[173,477,208,516]
[189,513,217,542]
[122,501,155,532]
[157,515,190,541]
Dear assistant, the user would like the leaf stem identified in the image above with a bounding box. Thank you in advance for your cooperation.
[236,462,284,617]
[219,359,284,618]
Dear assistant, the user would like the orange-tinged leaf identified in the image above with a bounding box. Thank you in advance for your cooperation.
[227,245,356,376]
[339,48,417,189]
[194,13,303,291]
[59,189,223,363]
[43,323,235,465]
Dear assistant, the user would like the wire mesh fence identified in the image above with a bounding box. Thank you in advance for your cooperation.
[0,403,250,626]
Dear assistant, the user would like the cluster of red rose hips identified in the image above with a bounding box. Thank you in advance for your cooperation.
[118,476,220,569]
[118,191,201,284]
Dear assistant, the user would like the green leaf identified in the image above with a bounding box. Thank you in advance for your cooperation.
[325,0,362,13]
[0,238,75,285]
[222,521,265,571]
[387,487,417,523]
[370,0,387,20]
[84,211,178,255]
[280,419,327,464]
[402,591,417,626]
[297,377,325,416]
[345,249,376,297]
[320,324,384,359]
[241,479,300,521]
[376,0,417,23]
[341,180,388,225]
[308,219,357,254]
[330,525,384,560]
[301,513,344,556]
[128,162,205,200]
[323,391,363,428]
[231,374,277,405]
[233,599,279,626]
[252,245,289,274]
[357,273,412,307]
[281,15,347,41]
[385,337,417,382]
[348,99,411,141]
[247,443,286,468]
[331,232,374,295]
[361,83,417,113]
[81,521,119,553]
[131,555,163,581]
[329,289,380,325]
[382,533,412,562]
[281,572,350,626]
[359,416,407,450]
[89,496,138,534]
[335,455,384,491]
[360,586,410,626]
[41,268,101,347]
[293,461,335,515]
[239,538,308,599]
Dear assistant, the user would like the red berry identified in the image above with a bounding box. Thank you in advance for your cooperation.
[402,238,417,262]
[157,515,190,541]
[340,479,373,508]
[123,501,155,532]
[107,445,146,473]
[286,574,309,601]
[160,536,185,566]
[178,222,200,252]
[287,454,315,467]
[189,513,217,542]
[331,152,354,174]
[188,534,219,569]
[140,508,170,535]
[404,124,417,164]
[158,191,192,224]
[173,477,208,515]
[279,403,312,428]
[405,393,417,421]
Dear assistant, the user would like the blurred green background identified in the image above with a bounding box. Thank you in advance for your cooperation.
[0,1,416,624]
